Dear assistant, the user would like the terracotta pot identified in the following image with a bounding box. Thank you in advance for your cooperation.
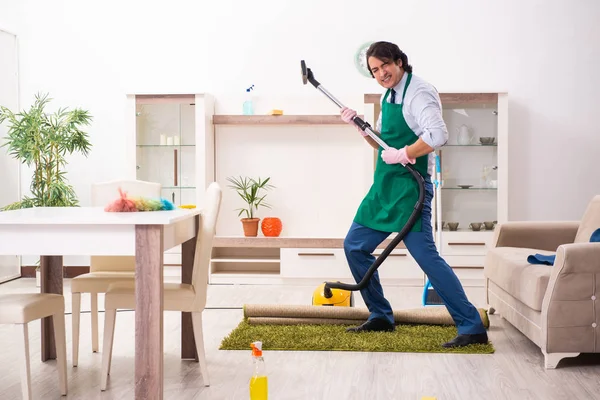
[261,217,282,237]
[241,218,260,237]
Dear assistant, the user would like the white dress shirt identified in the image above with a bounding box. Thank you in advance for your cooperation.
[375,72,448,176]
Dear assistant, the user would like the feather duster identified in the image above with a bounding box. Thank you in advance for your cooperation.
[104,187,177,212]
[104,187,138,212]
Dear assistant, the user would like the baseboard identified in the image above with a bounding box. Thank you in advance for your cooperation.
[21,265,182,278]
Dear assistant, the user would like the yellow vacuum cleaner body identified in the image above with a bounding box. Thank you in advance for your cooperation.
[312,283,354,307]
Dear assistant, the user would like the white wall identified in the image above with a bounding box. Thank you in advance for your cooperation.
[1,0,599,225]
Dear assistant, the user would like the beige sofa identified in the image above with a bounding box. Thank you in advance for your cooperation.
[484,195,600,368]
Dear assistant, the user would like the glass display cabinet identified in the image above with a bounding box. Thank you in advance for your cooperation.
[129,93,215,266]
[363,92,508,286]
[435,94,508,237]
[135,95,197,207]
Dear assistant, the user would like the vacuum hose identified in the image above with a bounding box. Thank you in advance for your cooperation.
[300,60,426,299]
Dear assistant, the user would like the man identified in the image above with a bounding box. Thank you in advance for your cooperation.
[339,41,488,348]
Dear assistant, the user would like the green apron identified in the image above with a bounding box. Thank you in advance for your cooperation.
[353,73,429,233]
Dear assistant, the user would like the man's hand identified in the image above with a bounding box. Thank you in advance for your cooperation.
[381,146,416,165]
[340,107,368,137]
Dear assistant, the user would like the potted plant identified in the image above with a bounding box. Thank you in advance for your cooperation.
[226,176,274,237]
[0,92,93,281]
[0,92,93,210]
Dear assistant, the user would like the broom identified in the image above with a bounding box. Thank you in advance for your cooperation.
[423,155,445,306]
[422,278,444,306]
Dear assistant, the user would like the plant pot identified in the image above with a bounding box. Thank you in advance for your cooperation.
[261,217,282,237]
[241,218,260,237]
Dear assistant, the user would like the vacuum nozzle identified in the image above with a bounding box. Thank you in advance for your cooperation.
[301,60,308,85]
[300,60,319,88]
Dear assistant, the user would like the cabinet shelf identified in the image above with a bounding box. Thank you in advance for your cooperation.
[442,187,497,191]
[444,144,497,147]
[212,236,401,249]
[212,115,362,125]
[162,186,196,190]
[211,270,280,276]
[211,257,280,263]
[438,229,495,233]
[365,92,498,105]
[137,144,195,147]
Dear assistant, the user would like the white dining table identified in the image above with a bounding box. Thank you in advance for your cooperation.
[0,206,201,399]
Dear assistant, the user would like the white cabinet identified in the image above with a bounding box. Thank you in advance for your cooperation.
[432,94,508,286]
[280,248,352,279]
[208,237,425,286]
[201,93,507,287]
[364,92,509,287]
[128,93,215,265]
[439,231,494,256]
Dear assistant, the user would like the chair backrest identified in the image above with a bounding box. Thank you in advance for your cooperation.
[575,195,600,243]
[90,179,162,272]
[191,182,222,311]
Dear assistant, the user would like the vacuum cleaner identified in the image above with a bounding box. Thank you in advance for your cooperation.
[300,60,426,303]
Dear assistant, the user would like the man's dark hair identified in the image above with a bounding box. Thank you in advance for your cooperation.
[365,41,413,76]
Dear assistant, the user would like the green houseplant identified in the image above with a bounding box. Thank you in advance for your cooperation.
[0,92,93,211]
[226,176,274,236]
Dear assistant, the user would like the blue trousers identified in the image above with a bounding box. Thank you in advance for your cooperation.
[343,179,486,335]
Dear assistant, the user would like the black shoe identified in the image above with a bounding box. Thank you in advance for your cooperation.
[346,318,395,333]
[442,332,488,348]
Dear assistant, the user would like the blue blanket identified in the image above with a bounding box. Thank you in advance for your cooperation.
[528,227,600,265]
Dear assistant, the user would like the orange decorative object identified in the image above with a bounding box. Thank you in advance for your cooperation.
[261,217,282,237]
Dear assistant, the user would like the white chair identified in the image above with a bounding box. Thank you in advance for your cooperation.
[100,182,222,390]
[0,294,67,399]
[71,179,161,366]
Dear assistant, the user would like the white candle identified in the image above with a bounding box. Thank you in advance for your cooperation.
[166,136,174,146]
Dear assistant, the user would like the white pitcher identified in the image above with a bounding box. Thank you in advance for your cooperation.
[456,124,473,145]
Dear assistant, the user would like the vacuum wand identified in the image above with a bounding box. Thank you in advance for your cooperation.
[300,60,425,299]
[301,60,389,151]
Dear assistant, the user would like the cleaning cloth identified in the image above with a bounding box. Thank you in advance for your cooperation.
[528,227,600,265]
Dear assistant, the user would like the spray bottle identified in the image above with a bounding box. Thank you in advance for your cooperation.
[243,85,255,115]
[249,341,268,400]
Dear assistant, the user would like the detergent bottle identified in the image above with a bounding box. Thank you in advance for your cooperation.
[249,341,268,400]
[243,85,255,115]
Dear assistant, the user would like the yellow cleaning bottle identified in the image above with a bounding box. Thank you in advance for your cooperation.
[249,341,268,400]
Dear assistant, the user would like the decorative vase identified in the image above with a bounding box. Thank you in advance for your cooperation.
[241,218,260,237]
[261,217,282,237]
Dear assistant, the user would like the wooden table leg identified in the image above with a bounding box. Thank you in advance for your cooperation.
[181,215,199,361]
[40,255,63,362]
[135,225,164,400]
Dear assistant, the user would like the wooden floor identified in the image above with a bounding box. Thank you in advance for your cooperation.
[1,277,599,400]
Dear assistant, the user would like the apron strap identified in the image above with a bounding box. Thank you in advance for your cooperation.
[382,88,391,103]
[401,73,412,103]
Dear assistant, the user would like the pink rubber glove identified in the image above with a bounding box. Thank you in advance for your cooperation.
[340,107,368,137]
[381,146,416,165]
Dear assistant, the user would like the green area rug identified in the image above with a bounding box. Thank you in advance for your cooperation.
[220,320,494,354]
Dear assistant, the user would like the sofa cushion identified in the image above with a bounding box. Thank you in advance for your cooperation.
[575,195,600,243]
[484,247,555,311]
